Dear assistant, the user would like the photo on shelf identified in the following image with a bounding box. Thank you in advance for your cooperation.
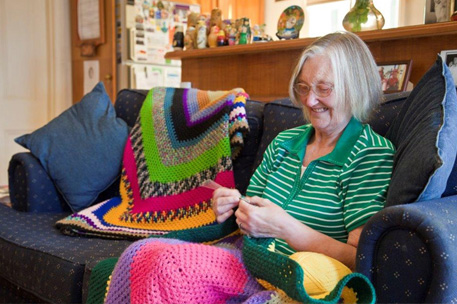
[424,0,452,24]
[441,49,457,85]
[377,60,412,93]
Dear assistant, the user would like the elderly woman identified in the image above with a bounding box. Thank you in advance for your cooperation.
[213,31,395,270]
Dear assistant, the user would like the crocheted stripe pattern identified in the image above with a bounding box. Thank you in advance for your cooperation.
[56,87,249,239]
[91,230,375,304]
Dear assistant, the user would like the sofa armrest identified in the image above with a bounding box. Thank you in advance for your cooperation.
[8,152,69,212]
[356,196,457,303]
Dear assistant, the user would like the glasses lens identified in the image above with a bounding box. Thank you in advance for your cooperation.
[294,84,310,96]
[315,84,332,97]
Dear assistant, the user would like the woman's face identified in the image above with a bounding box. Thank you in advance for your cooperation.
[297,55,352,136]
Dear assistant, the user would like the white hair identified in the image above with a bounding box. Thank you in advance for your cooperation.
[289,31,383,123]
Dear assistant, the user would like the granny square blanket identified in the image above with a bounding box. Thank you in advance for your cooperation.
[56,87,249,238]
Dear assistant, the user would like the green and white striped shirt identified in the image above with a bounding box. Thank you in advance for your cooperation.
[246,117,395,255]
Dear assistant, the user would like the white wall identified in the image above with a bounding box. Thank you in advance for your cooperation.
[0,0,72,186]
[399,0,427,26]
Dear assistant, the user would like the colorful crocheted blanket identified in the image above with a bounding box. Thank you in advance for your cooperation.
[56,87,249,238]
[86,217,376,304]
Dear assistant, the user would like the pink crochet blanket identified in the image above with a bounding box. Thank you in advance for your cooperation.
[86,219,377,304]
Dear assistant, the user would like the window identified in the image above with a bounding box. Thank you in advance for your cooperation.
[306,0,399,38]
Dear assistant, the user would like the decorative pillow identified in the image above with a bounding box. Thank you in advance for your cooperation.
[385,56,457,206]
[15,82,129,212]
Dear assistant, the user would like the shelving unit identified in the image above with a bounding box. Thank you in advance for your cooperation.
[165,22,457,101]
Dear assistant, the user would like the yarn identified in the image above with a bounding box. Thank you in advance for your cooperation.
[56,87,249,239]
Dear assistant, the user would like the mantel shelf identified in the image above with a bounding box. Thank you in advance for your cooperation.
[165,22,457,60]
[169,22,457,101]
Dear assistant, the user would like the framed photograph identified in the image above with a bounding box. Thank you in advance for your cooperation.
[377,60,413,93]
[425,0,452,24]
[441,49,457,85]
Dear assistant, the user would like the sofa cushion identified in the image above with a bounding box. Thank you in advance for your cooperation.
[367,91,409,137]
[252,98,306,170]
[0,204,133,304]
[114,89,149,128]
[233,100,265,194]
[385,56,457,206]
[14,82,129,212]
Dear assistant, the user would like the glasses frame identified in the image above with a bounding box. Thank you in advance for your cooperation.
[293,82,334,98]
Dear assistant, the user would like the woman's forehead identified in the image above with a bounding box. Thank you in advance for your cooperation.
[299,56,334,82]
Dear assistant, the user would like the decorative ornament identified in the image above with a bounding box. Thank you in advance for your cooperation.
[342,0,385,32]
[276,5,304,40]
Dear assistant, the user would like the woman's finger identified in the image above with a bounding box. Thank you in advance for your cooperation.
[216,209,234,223]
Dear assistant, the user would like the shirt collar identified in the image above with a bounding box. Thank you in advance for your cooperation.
[280,117,363,166]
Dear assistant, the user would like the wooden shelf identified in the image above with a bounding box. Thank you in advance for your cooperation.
[166,22,457,101]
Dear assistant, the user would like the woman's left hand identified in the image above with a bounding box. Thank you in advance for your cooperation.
[235,196,292,238]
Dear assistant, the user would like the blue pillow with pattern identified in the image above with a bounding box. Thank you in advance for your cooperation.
[385,56,457,206]
[15,82,129,212]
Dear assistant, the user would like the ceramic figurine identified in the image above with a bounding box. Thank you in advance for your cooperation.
[210,8,223,32]
[241,18,252,44]
[208,25,219,48]
[184,12,199,50]
[172,25,184,51]
[252,24,261,42]
[196,20,207,49]
[228,22,237,46]
[217,29,225,46]
[234,18,243,44]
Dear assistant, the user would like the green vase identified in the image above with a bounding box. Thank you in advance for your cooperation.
[342,0,385,32]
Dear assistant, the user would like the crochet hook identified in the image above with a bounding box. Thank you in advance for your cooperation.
[201,180,252,205]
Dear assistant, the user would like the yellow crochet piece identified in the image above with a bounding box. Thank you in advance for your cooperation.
[258,251,352,300]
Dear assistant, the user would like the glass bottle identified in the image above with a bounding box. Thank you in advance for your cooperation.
[342,0,385,32]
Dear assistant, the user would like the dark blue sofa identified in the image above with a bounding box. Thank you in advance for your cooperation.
[2,87,457,303]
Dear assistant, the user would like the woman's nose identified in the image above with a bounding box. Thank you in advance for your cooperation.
[301,91,319,107]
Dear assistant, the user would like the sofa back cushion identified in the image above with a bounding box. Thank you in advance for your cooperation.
[233,100,265,194]
[385,56,457,206]
[368,92,410,137]
[252,98,306,171]
[252,93,409,174]
[115,89,149,127]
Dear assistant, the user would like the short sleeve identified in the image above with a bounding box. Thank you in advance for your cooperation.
[340,130,395,232]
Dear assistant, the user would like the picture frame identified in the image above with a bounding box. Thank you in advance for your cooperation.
[424,0,452,24]
[377,60,413,93]
[440,49,457,86]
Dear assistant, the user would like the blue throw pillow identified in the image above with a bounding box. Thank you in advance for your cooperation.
[385,56,457,206]
[15,82,129,212]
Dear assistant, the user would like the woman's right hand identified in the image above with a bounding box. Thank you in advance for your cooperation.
[212,187,242,223]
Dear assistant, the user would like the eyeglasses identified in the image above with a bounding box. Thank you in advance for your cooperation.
[293,82,334,98]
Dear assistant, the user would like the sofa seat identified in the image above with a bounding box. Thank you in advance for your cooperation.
[0,204,133,303]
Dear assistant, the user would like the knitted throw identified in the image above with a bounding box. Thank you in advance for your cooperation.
[56,87,249,238]
[86,217,376,304]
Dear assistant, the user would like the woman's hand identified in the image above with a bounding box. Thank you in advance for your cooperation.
[212,187,242,223]
[235,196,292,238]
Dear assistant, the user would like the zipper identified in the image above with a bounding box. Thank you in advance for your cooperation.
[281,160,317,210]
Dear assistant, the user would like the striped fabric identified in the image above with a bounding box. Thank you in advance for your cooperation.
[56,87,250,239]
[247,117,395,255]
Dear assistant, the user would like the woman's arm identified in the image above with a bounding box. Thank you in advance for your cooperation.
[235,197,363,270]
